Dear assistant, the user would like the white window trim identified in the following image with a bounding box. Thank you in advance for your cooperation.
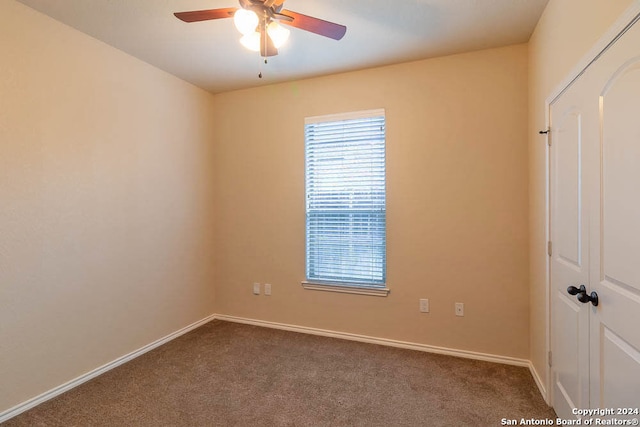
[305,108,386,125]
[301,281,390,297]
[304,108,387,294]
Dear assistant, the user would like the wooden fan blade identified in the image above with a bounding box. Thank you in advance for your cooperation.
[260,26,278,57]
[279,10,346,40]
[174,8,237,23]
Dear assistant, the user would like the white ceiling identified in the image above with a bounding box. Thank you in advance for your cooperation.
[17,0,549,94]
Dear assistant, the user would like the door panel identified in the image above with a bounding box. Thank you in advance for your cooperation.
[550,11,640,417]
[555,294,583,407]
[601,60,640,290]
[556,110,582,269]
[601,326,640,407]
[590,43,640,411]
[550,88,591,419]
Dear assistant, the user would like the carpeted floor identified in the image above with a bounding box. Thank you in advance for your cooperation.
[4,320,556,426]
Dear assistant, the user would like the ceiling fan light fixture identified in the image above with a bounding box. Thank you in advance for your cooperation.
[174,2,347,59]
[234,9,259,35]
[240,31,261,52]
[267,21,290,48]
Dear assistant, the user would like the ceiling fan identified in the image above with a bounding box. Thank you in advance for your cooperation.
[174,0,347,58]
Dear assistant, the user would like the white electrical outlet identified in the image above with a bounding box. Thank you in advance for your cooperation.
[419,298,429,313]
[455,302,464,317]
[264,283,272,296]
[253,283,260,295]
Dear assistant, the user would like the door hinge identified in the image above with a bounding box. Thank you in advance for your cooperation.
[547,241,553,257]
[548,350,553,367]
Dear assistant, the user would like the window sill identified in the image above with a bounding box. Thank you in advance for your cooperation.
[301,281,390,297]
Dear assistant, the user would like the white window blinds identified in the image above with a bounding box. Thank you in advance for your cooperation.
[305,109,386,287]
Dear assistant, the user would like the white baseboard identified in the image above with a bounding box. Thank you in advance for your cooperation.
[1,312,549,423]
[528,361,550,405]
[217,314,552,404]
[0,314,217,424]
[214,314,531,368]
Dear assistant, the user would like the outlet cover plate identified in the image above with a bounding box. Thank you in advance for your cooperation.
[455,302,464,316]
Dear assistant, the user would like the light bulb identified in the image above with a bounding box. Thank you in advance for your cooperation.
[240,32,261,52]
[267,21,290,48]
[234,9,258,35]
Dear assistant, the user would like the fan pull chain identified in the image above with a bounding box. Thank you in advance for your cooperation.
[259,16,268,79]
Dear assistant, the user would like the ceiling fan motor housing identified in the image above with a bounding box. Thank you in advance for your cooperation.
[239,0,284,21]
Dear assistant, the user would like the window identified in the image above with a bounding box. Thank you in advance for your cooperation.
[304,109,387,295]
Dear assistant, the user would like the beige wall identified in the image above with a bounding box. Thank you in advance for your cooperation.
[212,44,530,358]
[0,1,217,413]
[527,0,635,394]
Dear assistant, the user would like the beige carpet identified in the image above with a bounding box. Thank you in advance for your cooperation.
[4,320,556,426]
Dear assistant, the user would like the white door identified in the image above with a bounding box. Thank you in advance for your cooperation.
[550,12,640,419]
[588,30,640,410]
[550,77,593,418]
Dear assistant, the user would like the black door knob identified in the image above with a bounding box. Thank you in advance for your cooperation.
[577,290,599,307]
[567,285,586,295]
